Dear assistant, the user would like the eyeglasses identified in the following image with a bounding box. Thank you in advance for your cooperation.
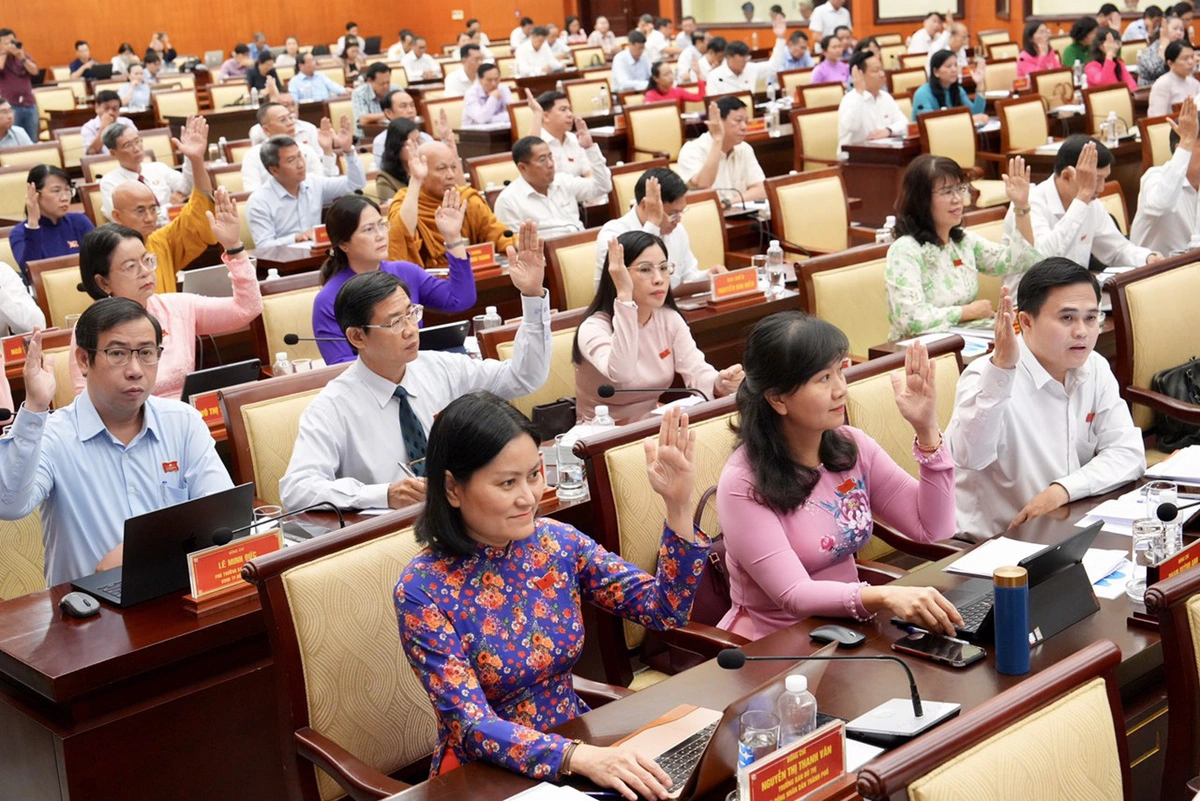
[39,186,73,197]
[358,219,391,238]
[114,252,159,277]
[666,208,687,223]
[118,136,144,152]
[361,305,424,332]
[934,184,971,200]
[89,346,163,366]
[1055,310,1106,328]
[631,261,676,278]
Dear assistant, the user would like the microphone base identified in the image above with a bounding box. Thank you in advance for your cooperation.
[844,699,961,748]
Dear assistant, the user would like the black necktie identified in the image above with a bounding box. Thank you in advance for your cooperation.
[393,386,427,477]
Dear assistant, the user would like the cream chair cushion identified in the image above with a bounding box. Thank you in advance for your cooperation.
[55,129,85,170]
[0,511,45,600]
[510,104,535,140]
[1001,99,1050,150]
[680,197,727,272]
[988,61,1018,94]
[1087,88,1132,134]
[498,327,579,417]
[627,104,684,161]
[42,267,93,329]
[989,42,1021,61]
[472,159,520,191]
[0,170,30,218]
[0,143,63,169]
[923,114,975,171]
[0,238,15,272]
[970,179,1010,209]
[602,411,739,649]
[1098,192,1128,235]
[565,80,611,113]
[965,219,1005,245]
[317,66,346,87]
[241,388,324,507]
[611,168,648,217]
[262,288,321,363]
[1033,73,1072,110]
[84,184,109,226]
[328,97,355,129]
[228,140,256,164]
[801,83,845,109]
[810,258,889,362]
[154,90,201,120]
[906,678,1123,801]
[45,347,79,410]
[424,98,464,133]
[1143,120,1173,169]
[1124,261,1200,429]
[795,109,840,172]
[235,197,255,249]
[553,238,600,310]
[890,70,926,98]
[281,525,436,801]
[775,174,848,255]
[1188,595,1200,680]
[210,83,248,109]
[780,69,813,93]
[212,169,244,194]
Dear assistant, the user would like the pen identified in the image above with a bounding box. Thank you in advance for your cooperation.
[396,461,416,479]
[902,624,970,645]
[581,791,622,799]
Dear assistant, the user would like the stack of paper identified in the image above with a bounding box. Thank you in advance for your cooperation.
[1146,446,1200,483]
[506,784,593,801]
[1083,549,1132,600]
[1074,490,1152,536]
[944,537,1045,577]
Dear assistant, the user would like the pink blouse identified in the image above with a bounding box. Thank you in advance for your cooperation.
[645,81,706,103]
[1084,58,1137,92]
[70,250,264,401]
[574,301,718,424]
[1016,49,1063,78]
[716,427,956,640]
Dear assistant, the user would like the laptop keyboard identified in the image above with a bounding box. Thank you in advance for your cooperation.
[655,721,718,787]
[958,594,994,633]
[97,580,123,600]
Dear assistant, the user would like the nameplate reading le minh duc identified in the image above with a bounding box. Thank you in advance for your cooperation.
[708,266,761,308]
[743,722,846,801]
[187,529,282,601]
[1149,537,1200,585]
[190,391,223,428]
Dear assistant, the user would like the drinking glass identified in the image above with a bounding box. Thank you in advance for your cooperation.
[555,434,586,501]
[65,313,81,329]
[737,710,779,770]
[751,255,768,292]
[253,505,283,537]
[291,358,312,373]
[1143,480,1183,555]
[1126,518,1166,602]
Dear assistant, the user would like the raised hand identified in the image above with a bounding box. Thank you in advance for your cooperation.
[408,151,429,183]
[332,114,354,152]
[606,237,633,300]
[525,87,544,118]
[773,16,788,39]
[22,330,56,413]
[434,187,466,241]
[505,220,545,297]
[24,182,39,224]
[1168,94,1198,151]
[850,64,866,93]
[990,286,1019,370]
[890,339,939,441]
[1002,154,1031,208]
[205,187,243,250]
[435,107,452,144]
[574,116,594,149]
[970,59,986,89]
[641,176,666,226]
[265,75,279,99]
[1071,141,1099,202]
[643,407,696,512]
[704,100,724,145]
[317,116,334,154]
[171,114,209,163]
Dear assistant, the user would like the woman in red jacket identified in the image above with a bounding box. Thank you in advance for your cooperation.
[644,61,706,103]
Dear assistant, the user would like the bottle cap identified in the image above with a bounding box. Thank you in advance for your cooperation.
[784,674,807,693]
[770,240,780,248]
[993,565,1028,587]
[595,405,608,417]
[275,352,288,361]
[486,305,498,314]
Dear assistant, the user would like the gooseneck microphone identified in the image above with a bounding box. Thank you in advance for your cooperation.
[0,408,13,422]
[598,384,709,402]
[213,502,347,546]
[283,333,345,345]
[1156,498,1200,522]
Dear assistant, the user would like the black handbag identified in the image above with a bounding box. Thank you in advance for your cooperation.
[531,397,576,442]
[1150,357,1200,452]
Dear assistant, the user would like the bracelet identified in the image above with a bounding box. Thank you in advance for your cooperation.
[915,431,943,454]
[444,239,469,250]
[224,245,246,256]
[561,739,584,776]
[1013,206,1031,217]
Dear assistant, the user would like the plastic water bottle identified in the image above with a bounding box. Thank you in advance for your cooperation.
[876,215,896,245]
[216,135,228,164]
[1104,110,1119,147]
[776,674,818,747]
[481,305,502,330]
[250,87,259,108]
[767,80,777,105]
[555,79,564,93]
[768,105,781,136]
[766,240,787,297]
[593,405,615,428]
[272,351,293,376]
[1072,59,1083,87]
[266,267,281,280]
[751,31,759,49]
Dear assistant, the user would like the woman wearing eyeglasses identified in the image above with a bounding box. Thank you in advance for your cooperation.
[572,231,743,424]
[885,154,1042,339]
[69,188,263,400]
[313,194,477,365]
[11,165,93,288]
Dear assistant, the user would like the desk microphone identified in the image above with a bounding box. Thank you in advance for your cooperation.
[749,223,813,259]
[597,384,709,402]
[1155,498,1200,522]
[213,502,347,546]
[283,333,344,345]
[0,408,12,422]
[712,187,748,210]
[717,647,960,744]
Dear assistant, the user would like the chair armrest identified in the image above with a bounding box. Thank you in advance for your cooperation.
[872,519,967,562]
[295,727,409,801]
[848,224,878,243]
[631,147,670,160]
[573,674,634,706]
[964,165,986,180]
[656,621,749,658]
[856,558,906,585]
[1125,386,1200,426]
[800,156,842,167]
[977,152,1007,165]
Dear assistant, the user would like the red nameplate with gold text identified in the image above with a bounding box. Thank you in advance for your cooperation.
[467,242,498,269]
[746,118,768,134]
[710,266,760,302]
[313,225,330,246]
[2,333,27,364]
[187,529,283,598]
[166,204,184,222]
[743,723,846,801]
[1149,538,1200,584]
[190,391,223,427]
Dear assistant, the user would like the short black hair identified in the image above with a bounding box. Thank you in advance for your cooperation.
[789,30,809,44]
[364,62,390,81]
[460,43,480,59]
[742,1,755,10]
[707,36,727,54]
[512,135,546,164]
[233,43,250,55]
[25,163,70,193]
[76,297,163,366]
[639,13,655,23]
[532,26,550,37]
[261,135,298,171]
[848,49,875,72]
[725,40,751,57]
[1098,2,1120,14]
[257,50,275,65]
[1145,4,1165,17]
[1175,1,1193,14]
[834,25,851,35]
[477,63,499,79]
[79,223,147,300]
[466,18,480,27]
[1166,39,1192,62]
[628,31,647,45]
[693,31,709,45]
[346,21,358,30]
[715,95,747,119]
[415,391,543,557]
[520,16,534,25]
[634,167,688,203]
[75,39,88,49]
[144,52,161,65]
[334,270,411,339]
[95,90,120,106]
[536,90,567,109]
[1017,257,1102,317]
[655,17,671,30]
[1053,134,1115,174]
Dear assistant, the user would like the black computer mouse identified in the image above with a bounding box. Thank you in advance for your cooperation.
[809,624,867,649]
[59,591,101,619]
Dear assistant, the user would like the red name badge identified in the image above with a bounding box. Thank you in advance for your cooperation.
[2,334,27,364]
[166,204,184,222]
[466,242,498,269]
[188,529,283,598]
[162,460,179,473]
[746,118,768,134]
[190,391,224,427]
[743,722,846,801]
[710,266,760,302]
[313,224,330,246]
[1150,537,1200,585]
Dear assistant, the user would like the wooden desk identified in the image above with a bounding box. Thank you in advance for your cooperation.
[166,100,330,142]
[47,107,155,133]
[249,243,327,277]
[867,316,1118,365]
[841,137,921,228]
[456,124,513,160]
[592,124,795,175]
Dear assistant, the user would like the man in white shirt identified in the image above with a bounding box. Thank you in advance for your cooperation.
[646,17,679,61]
[707,40,760,94]
[546,24,571,57]
[445,44,484,97]
[947,262,1145,541]
[1002,136,1159,288]
[837,51,905,155]
[515,27,565,77]
[676,96,767,200]
[510,17,535,49]
[677,30,709,79]
[402,37,442,81]
[612,31,654,91]
[249,92,320,147]
[466,18,491,48]
[530,90,597,177]
[675,16,698,50]
[386,29,414,61]
[493,136,612,235]
[373,91,433,168]
[809,0,853,41]
[1131,98,1200,254]
[241,103,339,192]
[279,239,552,511]
[82,91,137,155]
[594,168,719,288]
[908,12,944,53]
[98,123,191,223]
[694,36,726,80]
[927,22,969,73]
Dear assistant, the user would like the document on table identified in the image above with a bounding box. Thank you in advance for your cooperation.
[1146,445,1200,483]
[506,784,593,801]
[943,537,1045,577]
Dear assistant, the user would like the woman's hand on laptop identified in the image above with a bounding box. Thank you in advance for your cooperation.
[862,585,963,637]
[570,743,673,800]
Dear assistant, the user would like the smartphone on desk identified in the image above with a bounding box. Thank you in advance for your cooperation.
[892,630,986,668]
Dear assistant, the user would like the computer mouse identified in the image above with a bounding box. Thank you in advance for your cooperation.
[809,624,867,649]
[59,591,101,619]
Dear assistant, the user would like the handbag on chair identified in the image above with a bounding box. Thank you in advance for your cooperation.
[1150,357,1200,452]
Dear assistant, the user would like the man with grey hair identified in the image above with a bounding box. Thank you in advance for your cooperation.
[98,122,192,224]
[82,90,137,155]
[242,103,340,191]
[248,88,320,147]
[246,115,366,247]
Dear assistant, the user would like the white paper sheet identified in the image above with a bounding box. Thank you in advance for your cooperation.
[846,737,885,771]
[1146,445,1200,483]
[943,537,1045,577]
[1083,548,1128,583]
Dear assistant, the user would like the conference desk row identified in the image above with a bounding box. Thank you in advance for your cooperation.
[0,487,1171,801]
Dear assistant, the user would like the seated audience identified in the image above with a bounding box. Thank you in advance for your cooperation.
[462,63,514,126]
[530,90,602,177]
[1123,4,1163,40]
[69,39,98,79]
[275,37,301,68]
[334,22,359,57]
[312,195,476,365]
[376,117,423,197]
[494,135,612,235]
[117,64,151,110]
[281,229,550,510]
[0,300,233,585]
[566,15,589,43]
[9,165,94,286]
[148,31,176,64]
[510,17,535,48]
[1087,26,1137,89]
[341,38,366,84]
[1098,2,1125,32]
[219,44,252,81]
[612,31,653,91]
[908,12,944,54]
[99,123,193,224]
[241,104,339,192]
[546,24,571,58]
[948,262,1146,541]
[515,27,565,77]
[289,53,344,102]
[707,40,759,93]
[811,34,850,85]
[588,16,618,54]
[574,233,743,423]
[1131,96,1200,253]
[373,91,432,168]
[351,62,394,137]
[1002,137,1157,284]
[838,51,907,153]
[247,51,280,93]
[677,30,709,78]
[888,154,1040,338]
[1017,21,1063,78]
[675,15,698,50]
[698,35,727,78]
[82,91,137,155]
[247,119,365,247]
[1148,40,1198,115]
[111,42,139,74]
[676,97,767,199]
[594,170,720,288]
[1063,17,1100,68]
[445,44,484,97]
[771,28,814,73]
[642,15,670,61]
[808,0,852,39]
[249,91,320,147]
[247,32,270,61]
[833,25,858,55]
[1140,14,1186,86]
[389,142,514,267]
[386,29,413,61]
[717,313,960,639]
[70,190,261,400]
[142,52,162,83]
[403,37,443,81]
[645,62,705,102]
[0,97,32,148]
[912,50,987,122]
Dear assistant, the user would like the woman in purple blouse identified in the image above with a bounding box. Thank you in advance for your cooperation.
[396,393,708,799]
[313,195,477,364]
[716,312,963,640]
[810,34,850,87]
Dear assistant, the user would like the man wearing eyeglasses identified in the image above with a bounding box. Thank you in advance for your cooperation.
[280,221,552,512]
[493,136,611,236]
[947,260,1146,542]
[0,299,233,585]
[98,123,192,225]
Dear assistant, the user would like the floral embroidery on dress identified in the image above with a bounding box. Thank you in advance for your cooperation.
[817,476,873,559]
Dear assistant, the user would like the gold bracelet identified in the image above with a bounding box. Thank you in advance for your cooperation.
[561,739,584,776]
[1014,206,1031,216]
[915,432,943,454]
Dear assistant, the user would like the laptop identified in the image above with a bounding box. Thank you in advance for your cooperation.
[941,521,1103,644]
[204,50,224,69]
[363,35,382,55]
[180,262,234,297]
[91,63,114,80]
[179,359,262,404]
[72,484,254,607]
[418,319,470,351]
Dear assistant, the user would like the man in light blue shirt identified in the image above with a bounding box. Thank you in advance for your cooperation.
[288,53,345,103]
[247,120,367,247]
[0,97,33,148]
[0,299,233,585]
[612,31,653,92]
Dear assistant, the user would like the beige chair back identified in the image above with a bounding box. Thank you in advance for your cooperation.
[40,266,93,329]
[799,81,845,109]
[810,257,890,361]
[920,106,977,169]
[1099,182,1129,235]
[52,127,85,169]
[988,42,1021,61]
[564,78,612,114]
[387,64,409,88]
[680,192,728,273]
[210,82,249,109]
[1031,68,1074,110]
[226,138,256,165]
[778,67,814,94]
[327,96,355,130]
[421,97,463,135]
[234,195,256,248]
[140,127,176,166]
[0,142,63,169]
[987,58,1019,93]
[998,95,1050,153]
[1122,261,1200,428]
[791,106,840,171]
[547,233,600,310]
[44,345,81,409]
[497,325,580,417]
[572,46,606,68]
[0,511,45,601]
[625,101,685,161]
[466,154,520,191]
[1084,85,1133,135]
[153,89,201,121]
[508,103,536,141]
[496,56,517,78]
[879,44,906,70]
[1139,115,1174,171]
[261,288,321,365]
[1049,35,1072,58]
[766,169,849,257]
[0,167,28,218]
[238,388,324,507]
[887,68,927,98]
[316,65,346,86]
[1121,38,1148,65]
[874,33,903,46]
[895,94,913,120]
[898,52,928,70]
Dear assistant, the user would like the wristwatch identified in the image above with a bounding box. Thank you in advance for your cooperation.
[444,239,469,249]
[1013,206,1031,217]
